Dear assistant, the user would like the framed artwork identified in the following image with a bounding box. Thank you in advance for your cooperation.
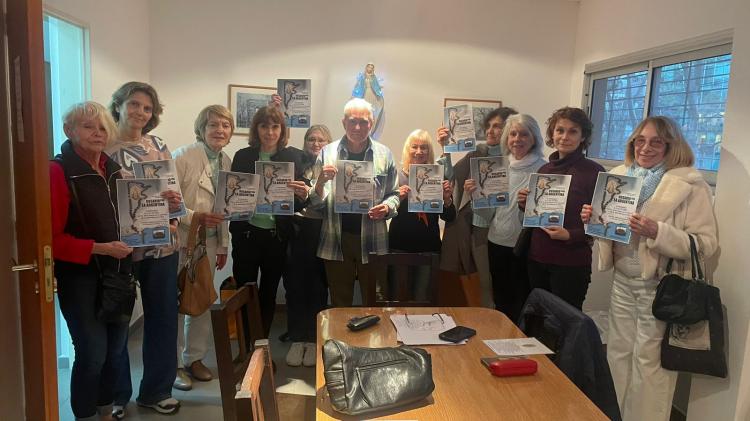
[443,98,502,142]
[228,84,276,136]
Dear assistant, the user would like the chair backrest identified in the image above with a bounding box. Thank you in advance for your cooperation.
[235,339,280,421]
[366,252,440,307]
[211,282,265,421]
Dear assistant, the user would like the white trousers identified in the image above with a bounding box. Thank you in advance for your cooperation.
[607,270,677,421]
[176,236,220,368]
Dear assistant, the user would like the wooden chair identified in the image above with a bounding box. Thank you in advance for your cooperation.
[235,339,280,421]
[211,283,265,421]
[365,252,440,307]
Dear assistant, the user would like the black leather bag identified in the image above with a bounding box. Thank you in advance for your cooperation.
[513,227,533,258]
[652,235,709,324]
[97,269,137,324]
[322,339,435,415]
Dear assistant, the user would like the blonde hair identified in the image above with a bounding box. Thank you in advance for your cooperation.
[500,114,545,158]
[194,105,235,142]
[624,116,695,170]
[401,129,435,173]
[63,101,118,146]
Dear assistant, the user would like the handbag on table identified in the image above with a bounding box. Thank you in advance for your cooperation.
[178,213,217,316]
[322,339,435,415]
[652,235,727,378]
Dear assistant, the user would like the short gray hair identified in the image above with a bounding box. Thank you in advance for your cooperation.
[500,114,545,158]
[343,98,373,121]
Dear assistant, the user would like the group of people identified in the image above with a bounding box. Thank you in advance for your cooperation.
[51,80,717,421]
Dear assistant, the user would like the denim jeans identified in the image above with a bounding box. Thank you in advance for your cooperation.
[57,267,130,419]
[113,253,178,405]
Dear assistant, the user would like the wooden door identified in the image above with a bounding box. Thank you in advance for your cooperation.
[5,0,59,419]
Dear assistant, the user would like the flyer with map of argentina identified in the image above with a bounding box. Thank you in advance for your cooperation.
[585,172,642,243]
[443,104,476,153]
[132,159,186,218]
[278,79,311,128]
[469,156,509,209]
[408,164,444,213]
[213,171,260,221]
[522,173,572,228]
[335,160,374,214]
[116,178,171,247]
[255,161,294,215]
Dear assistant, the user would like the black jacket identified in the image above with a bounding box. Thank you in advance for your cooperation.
[53,139,132,277]
[518,288,621,421]
[229,145,305,242]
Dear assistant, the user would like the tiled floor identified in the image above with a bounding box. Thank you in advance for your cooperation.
[58,309,315,420]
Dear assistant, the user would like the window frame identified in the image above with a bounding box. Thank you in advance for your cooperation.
[581,30,733,186]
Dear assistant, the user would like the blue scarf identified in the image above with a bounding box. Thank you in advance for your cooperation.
[627,161,667,208]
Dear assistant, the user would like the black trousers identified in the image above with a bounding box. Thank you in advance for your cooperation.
[284,217,328,342]
[231,224,287,336]
[487,241,531,324]
[527,259,591,310]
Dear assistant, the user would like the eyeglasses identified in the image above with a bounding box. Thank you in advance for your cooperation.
[404,313,445,331]
[345,118,371,127]
[634,137,667,149]
[305,137,328,144]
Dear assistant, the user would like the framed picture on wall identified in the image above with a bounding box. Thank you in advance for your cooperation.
[443,98,502,142]
[228,84,276,136]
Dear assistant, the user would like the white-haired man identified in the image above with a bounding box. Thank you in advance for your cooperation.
[309,98,399,306]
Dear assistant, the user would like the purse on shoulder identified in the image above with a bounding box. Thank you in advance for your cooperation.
[652,235,709,324]
[178,214,217,316]
[322,339,435,416]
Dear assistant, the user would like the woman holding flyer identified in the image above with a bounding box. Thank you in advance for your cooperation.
[580,117,717,421]
[387,129,456,299]
[282,124,333,367]
[517,107,603,310]
[465,114,546,322]
[170,105,233,391]
[230,106,308,337]
[105,81,182,417]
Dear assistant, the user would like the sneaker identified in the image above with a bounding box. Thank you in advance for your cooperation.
[302,342,317,367]
[173,368,192,391]
[112,404,125,420]
[286,342,305,366]
[137,397,180,415]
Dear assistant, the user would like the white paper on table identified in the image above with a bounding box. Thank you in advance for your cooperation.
[483,338,554,356]
[390,314,467,345]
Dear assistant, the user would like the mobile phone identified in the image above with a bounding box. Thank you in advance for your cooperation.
[438,325,476,343]
[347,314,380,331]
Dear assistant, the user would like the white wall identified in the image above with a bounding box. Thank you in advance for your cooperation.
[570,0,750,420]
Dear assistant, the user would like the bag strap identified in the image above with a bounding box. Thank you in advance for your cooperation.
[665,234,704,281]
[185,213,206,259]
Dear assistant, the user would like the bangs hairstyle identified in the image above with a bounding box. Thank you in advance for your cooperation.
[500,114,545,158]
[304,124,333,143]
[63,101,118,146]
[545,107,593,149]
[483,106,518,130]
[194,105,235,142]
[249,106,287,148]
[401,129,436,173]
[343,98,374,121]
[109,81,164,134]
[624,116,695,170]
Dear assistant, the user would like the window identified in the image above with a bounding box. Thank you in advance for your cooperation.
[583,32,733,179]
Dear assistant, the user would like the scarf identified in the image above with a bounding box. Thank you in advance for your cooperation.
[627,161,667,208]
[509,151,543,169]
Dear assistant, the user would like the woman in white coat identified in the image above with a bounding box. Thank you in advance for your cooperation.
[171,105,233,390]
[581,116,718,421]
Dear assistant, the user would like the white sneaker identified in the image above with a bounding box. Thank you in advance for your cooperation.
[302,342,317,367]
[286,342,305,366]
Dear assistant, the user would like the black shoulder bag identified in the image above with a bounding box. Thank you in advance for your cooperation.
[68,178,137,324]
[653,235,727,378]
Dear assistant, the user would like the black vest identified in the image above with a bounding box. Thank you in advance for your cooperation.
[53,139,131,276]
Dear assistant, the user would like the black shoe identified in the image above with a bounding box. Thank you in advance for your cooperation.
[278,332,291,342]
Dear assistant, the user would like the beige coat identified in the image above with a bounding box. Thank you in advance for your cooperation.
[173,142,232,254]
[597,165,718,280]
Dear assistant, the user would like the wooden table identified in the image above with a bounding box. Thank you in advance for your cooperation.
[316,307,608,420]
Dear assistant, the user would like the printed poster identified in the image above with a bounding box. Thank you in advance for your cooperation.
[213,171,260,221]
[408,164,444,213]
[523,173,572,228]
[469,156,509,209]
[278,79,311,128]
[132,159,186,218]
[255,161,294,215]
[116,178,171,247]
[443,104,476,153]
[334,160,374,214]
[585,172,643,243]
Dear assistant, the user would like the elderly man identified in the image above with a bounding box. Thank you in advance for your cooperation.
[309,98,399,306]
